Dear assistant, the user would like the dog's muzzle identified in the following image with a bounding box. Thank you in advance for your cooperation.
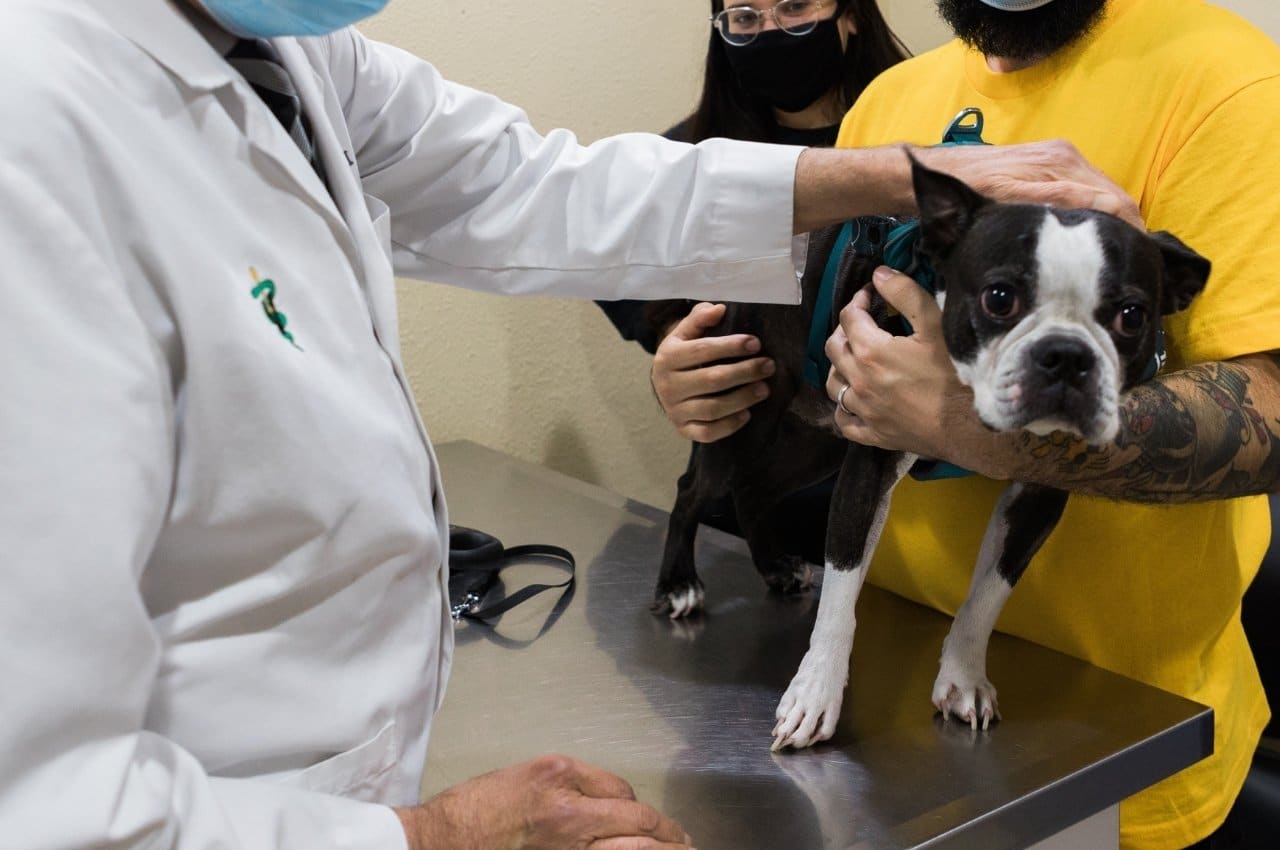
[1015,334,1109,437]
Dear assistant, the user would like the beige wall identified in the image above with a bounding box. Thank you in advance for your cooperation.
[359,2,705,511]
[359,1,1278,511]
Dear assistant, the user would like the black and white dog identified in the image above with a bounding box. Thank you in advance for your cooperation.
[646,153,1209,745]
[768,155,1210,749]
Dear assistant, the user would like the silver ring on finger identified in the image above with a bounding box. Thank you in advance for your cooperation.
[837,384,856,417]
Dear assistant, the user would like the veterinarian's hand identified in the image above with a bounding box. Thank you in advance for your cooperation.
[793,141,1142,233]
[395,754,694,850]
[928,139,1143,230]
[826,267,1003,474]
[651,302,775,443]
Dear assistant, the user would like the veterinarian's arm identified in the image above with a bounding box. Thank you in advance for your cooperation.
[650,303,774,442]
[793,139,1142,233]
[825,269,1280,503]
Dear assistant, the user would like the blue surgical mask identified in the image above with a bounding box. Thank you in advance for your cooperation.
[193,0,389,38]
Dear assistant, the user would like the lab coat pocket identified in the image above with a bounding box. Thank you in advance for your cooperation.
[364,194,392,265]
[291,720,398,800]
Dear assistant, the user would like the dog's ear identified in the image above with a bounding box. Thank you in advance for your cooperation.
[910,150,989,257]
[1148,230,1211,315]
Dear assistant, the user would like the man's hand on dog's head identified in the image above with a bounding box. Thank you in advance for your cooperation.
[650,302,775,444]
[793,140,1142,234]
[918,139,1144,230]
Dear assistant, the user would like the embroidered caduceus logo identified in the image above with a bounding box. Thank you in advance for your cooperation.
[249,267,302,350]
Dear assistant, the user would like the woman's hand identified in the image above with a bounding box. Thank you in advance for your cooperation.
[650,302,775,443]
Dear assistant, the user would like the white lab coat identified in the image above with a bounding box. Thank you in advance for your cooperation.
[0,1,802,848]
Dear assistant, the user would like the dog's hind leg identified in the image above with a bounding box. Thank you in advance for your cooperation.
[730,434,847,596]
[772,446,917,751]
[652,444,719,619]
[932,482,1069,730]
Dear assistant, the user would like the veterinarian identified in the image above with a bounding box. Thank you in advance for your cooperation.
[598,0,910,565]
[814,1,1279,848]
[0,1,1146,849]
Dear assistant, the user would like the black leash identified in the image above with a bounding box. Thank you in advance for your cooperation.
[447,525,576,626]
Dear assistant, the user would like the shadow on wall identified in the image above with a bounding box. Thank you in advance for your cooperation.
[569,302,695,505]
[544,420,602,492]
[507,299,689,508]
[394,278,689,509]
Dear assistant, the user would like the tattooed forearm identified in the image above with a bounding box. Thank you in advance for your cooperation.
[1005,353,1280,503]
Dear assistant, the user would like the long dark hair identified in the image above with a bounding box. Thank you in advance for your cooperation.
[685,0,909,143]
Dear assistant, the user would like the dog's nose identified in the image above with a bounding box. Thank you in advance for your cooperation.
[1029,336,1095,386]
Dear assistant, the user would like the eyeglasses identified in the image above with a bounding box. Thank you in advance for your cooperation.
[711,0,834,47]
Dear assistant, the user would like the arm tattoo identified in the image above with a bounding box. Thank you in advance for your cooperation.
[1009,354,1280,503]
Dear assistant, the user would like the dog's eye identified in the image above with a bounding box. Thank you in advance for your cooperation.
[980,285,1021,320]
[1112,303,1148,338]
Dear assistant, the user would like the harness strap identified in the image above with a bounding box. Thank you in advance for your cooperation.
[804,220,854,388]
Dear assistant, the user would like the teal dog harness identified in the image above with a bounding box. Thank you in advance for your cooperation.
[805,109,987,480]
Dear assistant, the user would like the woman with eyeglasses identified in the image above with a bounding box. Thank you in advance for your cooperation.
[691,0,908,147]
[598,0,908,564]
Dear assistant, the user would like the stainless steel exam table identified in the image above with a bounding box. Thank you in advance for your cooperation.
[423,440,1212,849]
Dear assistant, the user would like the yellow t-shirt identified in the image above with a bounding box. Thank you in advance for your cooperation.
[836,0,1280,846]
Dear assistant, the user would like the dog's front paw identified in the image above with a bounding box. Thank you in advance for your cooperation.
[931,663,1000,731]
[650,580,705,620]
[771,649,848,751]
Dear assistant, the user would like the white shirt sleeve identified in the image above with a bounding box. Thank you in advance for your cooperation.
[323,28,803,304]
[0,162,407,850]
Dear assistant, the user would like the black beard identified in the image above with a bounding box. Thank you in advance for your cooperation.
[935,0,1108,61]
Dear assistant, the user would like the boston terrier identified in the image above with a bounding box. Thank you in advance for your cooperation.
[769,155,1210,749]
[644,153,1209,744]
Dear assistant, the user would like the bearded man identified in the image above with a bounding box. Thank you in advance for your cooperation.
[822,1,1280,847]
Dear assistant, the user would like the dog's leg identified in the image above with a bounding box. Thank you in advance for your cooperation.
[932,482,1069,729]
[731,433,847,595]
[772,446,916,751]
[652,444,717,619]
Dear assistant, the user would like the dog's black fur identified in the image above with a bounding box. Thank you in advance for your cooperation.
[650,222,860,614]
[649,222,891,615]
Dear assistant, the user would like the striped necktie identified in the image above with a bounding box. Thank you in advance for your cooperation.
[226,39,328,188]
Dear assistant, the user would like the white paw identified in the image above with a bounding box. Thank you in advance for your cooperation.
[771,649,848,751]
[931,659,1000,731]
[666,585,704,619]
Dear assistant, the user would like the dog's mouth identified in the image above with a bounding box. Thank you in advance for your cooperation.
[975,362,1121,443]
[1016,385,1109,437]
[965,327,1126,444]
[981,369,1120,443]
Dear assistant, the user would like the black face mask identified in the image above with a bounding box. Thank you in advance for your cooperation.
[722,16,848,113]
